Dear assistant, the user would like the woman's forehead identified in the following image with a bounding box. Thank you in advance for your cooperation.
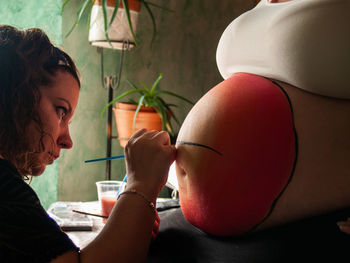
[40,70,80,108]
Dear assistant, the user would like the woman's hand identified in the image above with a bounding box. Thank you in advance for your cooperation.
[337,218,350,234]
[124,129,177,201]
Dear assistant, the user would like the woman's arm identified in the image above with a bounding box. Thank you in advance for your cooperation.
[52,129,176,263]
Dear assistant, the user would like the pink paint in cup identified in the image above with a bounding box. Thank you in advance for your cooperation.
[96,181,124,221]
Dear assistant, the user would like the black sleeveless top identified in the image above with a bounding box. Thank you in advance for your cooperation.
[0,159,78,262]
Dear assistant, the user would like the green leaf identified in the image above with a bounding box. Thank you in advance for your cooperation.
[126,79,140,90]
[142,1,157,45]
[101,0,113,47]
[142,1,175,13]
[122,0,138,45]
[150,73,163,93]
[65,0,92,38]
[153,98,168,131]
[169,108,180,126]
[61,0,71,13]
[144,94,156,107]
[140,81,150,92]
[132,95,146,132]
[102,0,108,31]
[157,97,180,126]
[101,89,142,117]
[157,90,194,105]
[87,0,96,30]
[109,0,121,28]
[127,98,138,104]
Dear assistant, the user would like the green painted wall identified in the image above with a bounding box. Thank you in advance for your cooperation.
[58,0,255,203]
[1,0,255,207]
[0,0,62,209]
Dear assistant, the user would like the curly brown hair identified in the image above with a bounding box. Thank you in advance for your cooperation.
[0,25,80,176]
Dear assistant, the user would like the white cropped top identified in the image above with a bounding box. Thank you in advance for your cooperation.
[216,0,350,99]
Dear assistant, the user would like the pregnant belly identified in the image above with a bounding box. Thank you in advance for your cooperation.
[175,73,296,236]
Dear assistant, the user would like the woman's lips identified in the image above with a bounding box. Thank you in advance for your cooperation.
[48,153,59,164]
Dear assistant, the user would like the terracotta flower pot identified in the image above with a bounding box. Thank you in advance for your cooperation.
[113,102,163,147]
[89,0,141,50]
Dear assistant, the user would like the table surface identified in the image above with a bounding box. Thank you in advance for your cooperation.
[67,216,104,249]
[49,198,179,249]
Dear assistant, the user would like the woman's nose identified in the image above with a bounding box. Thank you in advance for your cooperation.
[58,128,73,149]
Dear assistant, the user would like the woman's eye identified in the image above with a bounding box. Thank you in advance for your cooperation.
[56,106,67,119]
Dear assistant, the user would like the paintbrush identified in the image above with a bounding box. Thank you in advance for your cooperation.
[72,209,108,219]
[84,154,125,163]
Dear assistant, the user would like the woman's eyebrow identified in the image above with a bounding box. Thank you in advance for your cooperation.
[175,141,223,156]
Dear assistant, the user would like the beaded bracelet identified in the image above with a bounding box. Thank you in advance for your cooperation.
[117,189,156,213]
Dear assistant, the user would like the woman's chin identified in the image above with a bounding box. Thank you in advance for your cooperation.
[30,164,47,176]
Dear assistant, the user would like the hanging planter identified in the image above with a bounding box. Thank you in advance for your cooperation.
[113,102,162,147]
[89,0,141,50]
[63,0,173,49]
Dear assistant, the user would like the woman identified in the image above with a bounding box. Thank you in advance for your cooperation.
[0,25,176,262]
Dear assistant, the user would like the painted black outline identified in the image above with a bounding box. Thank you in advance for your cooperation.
[248,79,299,234]
[175,141,223,156]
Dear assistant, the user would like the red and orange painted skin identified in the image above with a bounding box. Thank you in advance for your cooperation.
[175,73,297,236]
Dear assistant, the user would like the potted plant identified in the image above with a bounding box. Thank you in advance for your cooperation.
[62,0,172,49]
[101,73,194,147]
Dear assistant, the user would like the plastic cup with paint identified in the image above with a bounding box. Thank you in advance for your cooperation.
[96,181,123,219]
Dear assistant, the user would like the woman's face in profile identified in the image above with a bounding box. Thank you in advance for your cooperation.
[27,70,79,176]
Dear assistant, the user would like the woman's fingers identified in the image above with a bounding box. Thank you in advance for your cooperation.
[124,129,177,199]
[128,128,148,141]
[337,219,350,234]
[127,129,159,145]
[152,130,171,146]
